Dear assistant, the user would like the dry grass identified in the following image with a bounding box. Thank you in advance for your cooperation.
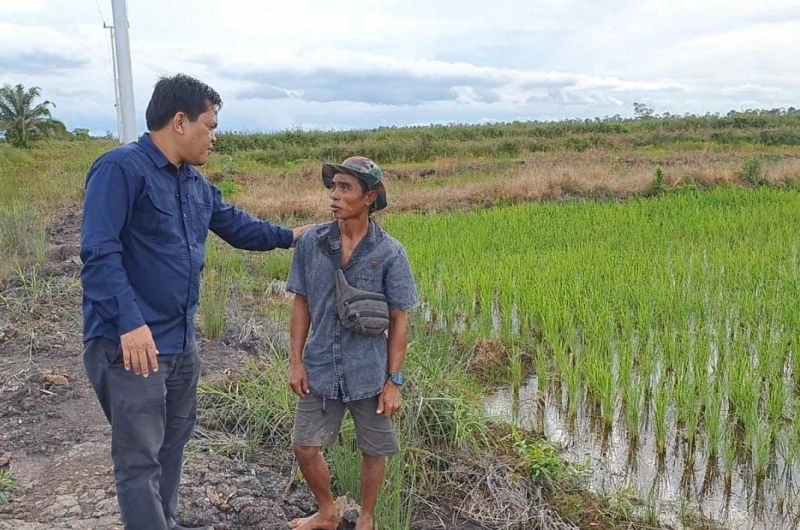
[226,150,800,221]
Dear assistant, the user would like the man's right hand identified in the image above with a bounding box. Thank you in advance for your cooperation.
[289,362,310,397]
[120,324,159,377]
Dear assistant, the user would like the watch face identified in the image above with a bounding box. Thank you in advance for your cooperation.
[391,373,405,385]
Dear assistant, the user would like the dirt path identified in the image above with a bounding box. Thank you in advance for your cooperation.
[0,208,336,530]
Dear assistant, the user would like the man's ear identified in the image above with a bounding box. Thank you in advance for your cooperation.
[365,190,378,208]
[173,112,186,135]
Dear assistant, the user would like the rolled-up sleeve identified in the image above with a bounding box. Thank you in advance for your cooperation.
[383,246,420,311]
[80,162,145,335]
[209,184,293,250]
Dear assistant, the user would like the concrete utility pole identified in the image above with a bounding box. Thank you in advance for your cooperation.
[103,23,124,142]
[110,0,137,144]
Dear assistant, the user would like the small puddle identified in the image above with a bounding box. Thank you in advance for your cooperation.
[487,376,800,529]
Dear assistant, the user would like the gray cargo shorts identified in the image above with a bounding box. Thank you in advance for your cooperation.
[292,393,400,456]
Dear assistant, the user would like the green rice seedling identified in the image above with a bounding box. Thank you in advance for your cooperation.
[584,352,615,432]
[790,411,800,471]
[508,344,524,393]
[704,391,723,460]
[751,422,772,483]
[534,343,551,396]
[624,372,644,446]
[722,429,737,495]
[652,381,669,458]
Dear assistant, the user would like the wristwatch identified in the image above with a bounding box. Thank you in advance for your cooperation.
[387,372,405,386]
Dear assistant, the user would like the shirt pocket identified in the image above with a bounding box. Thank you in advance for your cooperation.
[188,194,213,244]
[136,186,179,243]
[352,272,384,293]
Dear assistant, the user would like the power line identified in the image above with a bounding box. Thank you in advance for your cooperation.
[94,0,107,26]
[94,0,124,141]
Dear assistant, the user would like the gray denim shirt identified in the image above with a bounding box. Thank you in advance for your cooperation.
[287,220,420,402]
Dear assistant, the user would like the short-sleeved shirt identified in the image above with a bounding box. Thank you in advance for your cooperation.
[286,220,420,402]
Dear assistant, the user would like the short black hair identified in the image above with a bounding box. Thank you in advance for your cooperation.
[145,73,222,131]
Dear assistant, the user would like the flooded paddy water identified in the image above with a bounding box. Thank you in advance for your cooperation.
[488,370,800,530]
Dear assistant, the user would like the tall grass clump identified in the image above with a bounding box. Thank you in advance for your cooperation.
[0,202,47,269]
[741,157,765,185]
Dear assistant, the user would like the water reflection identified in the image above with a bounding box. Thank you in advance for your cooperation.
[487,376,800,530]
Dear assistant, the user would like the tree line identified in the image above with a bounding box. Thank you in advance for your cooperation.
[1,82,798,150]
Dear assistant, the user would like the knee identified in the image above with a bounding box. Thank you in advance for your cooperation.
[293,444,320,462]
[361,453,387,467]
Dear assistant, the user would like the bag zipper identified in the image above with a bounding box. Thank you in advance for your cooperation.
[348,311,390,320]
[344,293,387,305]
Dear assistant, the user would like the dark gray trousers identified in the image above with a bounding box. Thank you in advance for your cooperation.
[83,337,200,530]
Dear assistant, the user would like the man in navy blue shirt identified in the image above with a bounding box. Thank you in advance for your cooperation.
[80,74,310,530]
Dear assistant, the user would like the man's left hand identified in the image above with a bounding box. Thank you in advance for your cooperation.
[377,381,402,418]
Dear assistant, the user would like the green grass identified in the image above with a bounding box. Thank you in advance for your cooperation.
[383,186,800,487]
[0,202,47,268]
[0,141,111,274]
[0,470,18,505]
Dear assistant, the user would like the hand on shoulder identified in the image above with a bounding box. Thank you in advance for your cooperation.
[291,224,318,247]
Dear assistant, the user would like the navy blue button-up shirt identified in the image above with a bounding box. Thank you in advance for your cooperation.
[80,133,293,354]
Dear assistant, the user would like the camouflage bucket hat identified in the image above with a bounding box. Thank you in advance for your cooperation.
[322,156,388,212]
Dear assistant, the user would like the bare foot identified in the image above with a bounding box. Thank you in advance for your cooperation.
[288,511,339,530]
[355,513,375,530]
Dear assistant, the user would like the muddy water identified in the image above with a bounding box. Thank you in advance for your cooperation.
[487,376,800,530]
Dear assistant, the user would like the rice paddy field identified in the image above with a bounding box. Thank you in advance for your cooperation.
[385,187,800,528]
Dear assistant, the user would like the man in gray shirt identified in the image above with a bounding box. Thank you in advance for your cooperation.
[286,156,420,530]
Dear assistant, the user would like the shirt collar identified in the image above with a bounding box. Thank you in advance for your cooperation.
[139,132,197,179]
[318,219,385,261]
[138,132,172,169]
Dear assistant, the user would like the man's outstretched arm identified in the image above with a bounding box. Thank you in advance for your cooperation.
[208,184,312,250]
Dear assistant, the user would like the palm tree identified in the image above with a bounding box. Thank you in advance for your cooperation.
[0,84,65,148]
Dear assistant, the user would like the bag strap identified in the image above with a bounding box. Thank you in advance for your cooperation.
[329,221,348,311]
[328,220,343,269]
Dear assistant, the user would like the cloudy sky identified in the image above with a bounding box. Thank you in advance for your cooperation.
[1,0,798,135]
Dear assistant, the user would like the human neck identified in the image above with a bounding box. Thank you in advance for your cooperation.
[338,216,370,242]
[149,131,183,167]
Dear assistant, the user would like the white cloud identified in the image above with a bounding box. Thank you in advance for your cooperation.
[721,84,788,97]
[0,0,796,133]
[0,0,45,13]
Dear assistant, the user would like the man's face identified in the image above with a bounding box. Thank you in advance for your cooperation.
[176,104,217,166]
[329,172,376,220]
